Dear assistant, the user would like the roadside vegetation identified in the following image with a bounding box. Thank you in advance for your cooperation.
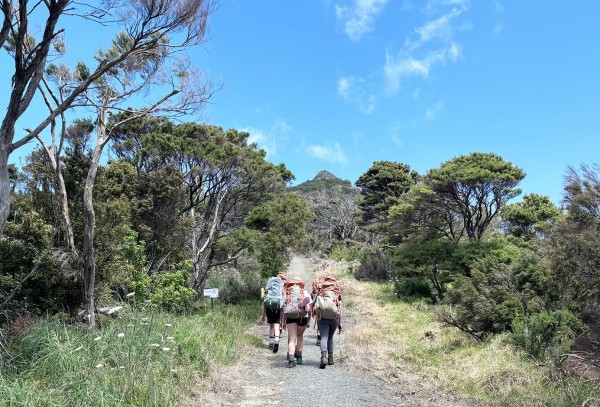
[323,259,600,407]
[0,304,259,407]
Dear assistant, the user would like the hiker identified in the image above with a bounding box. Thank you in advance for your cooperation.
[261,300,281,353]
[281,276,312,368]
[312,275,342,369]
[262,274,287,353]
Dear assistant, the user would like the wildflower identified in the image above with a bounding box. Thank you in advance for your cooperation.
[94,336,102,341]
[162,347,171,352]
[117,333,125,338]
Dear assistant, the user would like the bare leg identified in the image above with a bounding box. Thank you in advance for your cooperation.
[287,323,298,355]
[296,325,306,352]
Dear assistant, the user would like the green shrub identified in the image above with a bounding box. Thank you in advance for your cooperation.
[205,266,262,304]
[511,309,586,360]
[330,240,363,262]
[354,249,391,281]
[150,262,195,313]
[394,275,434,301]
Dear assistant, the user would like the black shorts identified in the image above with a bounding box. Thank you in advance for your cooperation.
[265,307,280,324]
[285,316,309,327]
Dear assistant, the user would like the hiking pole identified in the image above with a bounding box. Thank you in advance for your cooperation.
[338,328,343,367]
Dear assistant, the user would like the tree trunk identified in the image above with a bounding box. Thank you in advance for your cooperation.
[190,191,226,295]
[82,160,99,328]
[56,164,77,257]
[0,143,10,239]
[192,252,211,294]
[81,108,107,329]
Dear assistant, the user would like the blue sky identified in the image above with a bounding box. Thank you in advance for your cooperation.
[5,1,600,205]
[196,0,600,204]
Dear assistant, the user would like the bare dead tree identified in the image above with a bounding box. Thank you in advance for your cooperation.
[0,0,215,240]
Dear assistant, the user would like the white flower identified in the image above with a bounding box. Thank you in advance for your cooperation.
[94,336,102,341]
[148,343,160,348]
[170,369,178,373]
[162,347,171,352]
[96,363,103,368]
[165,323,173,328]
[117,333,125,338]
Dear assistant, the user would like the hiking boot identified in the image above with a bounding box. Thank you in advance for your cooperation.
[268,342,274,350]
[319,351,327,369]
[294,350,303,365]
[287,354,297,368]
[328,352,334,366]
[272,337,279,353]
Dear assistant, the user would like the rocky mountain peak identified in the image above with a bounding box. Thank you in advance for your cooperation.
[312,170,338,181]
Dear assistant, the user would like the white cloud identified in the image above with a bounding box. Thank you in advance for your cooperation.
[425,101,444,120]
[306,142,348,163]
[337,75,377,114]
[337,76,355,101]
[244,118,292,158]
[493,22,504,36]
[382,0,469,95]
[390,122,403,147]
[384,44,459,94]
[335,0,389,41]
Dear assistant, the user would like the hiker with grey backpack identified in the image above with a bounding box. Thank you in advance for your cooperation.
[312,275,342,369]
[262,273,287,353]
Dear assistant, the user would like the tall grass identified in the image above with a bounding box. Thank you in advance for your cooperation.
[369,283,600,407]
[0,303,258,407]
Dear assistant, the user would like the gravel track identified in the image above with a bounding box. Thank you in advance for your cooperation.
[187,256,472,407]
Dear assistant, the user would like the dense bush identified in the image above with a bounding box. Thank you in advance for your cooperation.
[511,309,586,360]
[204,265,262,305]
[394,275,434,301]
[354,249,391,281]
[329,240,364,262]
[150,263,195,313]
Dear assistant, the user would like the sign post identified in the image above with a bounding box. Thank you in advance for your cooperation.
[203,288,219,309]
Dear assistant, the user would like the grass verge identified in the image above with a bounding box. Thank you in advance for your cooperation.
[364,281,600,407]
[296,256,600,406]
[0,303,259,407]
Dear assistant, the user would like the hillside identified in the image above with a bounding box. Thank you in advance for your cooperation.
[290,170,357,195]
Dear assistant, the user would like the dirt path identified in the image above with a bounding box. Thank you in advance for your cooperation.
[186,255,473,406]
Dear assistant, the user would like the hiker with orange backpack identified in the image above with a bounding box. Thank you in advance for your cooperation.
[281,276,312,368]
[312,275,342,369]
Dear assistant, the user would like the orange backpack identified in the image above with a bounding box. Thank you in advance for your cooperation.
[282,278,307,319]
[312,275,341,320]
